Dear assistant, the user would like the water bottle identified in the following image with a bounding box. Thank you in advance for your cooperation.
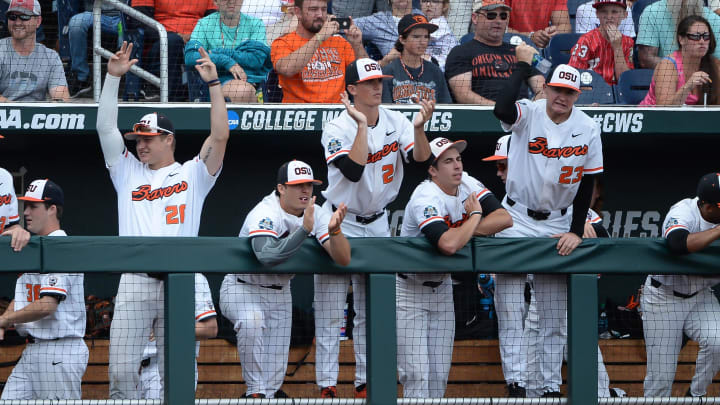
[477,274,495,320]
[531,54,552,75]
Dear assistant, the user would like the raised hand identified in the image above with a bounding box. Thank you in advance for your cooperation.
[515,42,538,64]
[107,41,138,77]
[346,17,363,46]
[317,15,340,43]
[341,91,368,126]
[329,203,348,234]
[303,196,316,233]
[413,98,436,128]
[194,47,219,83]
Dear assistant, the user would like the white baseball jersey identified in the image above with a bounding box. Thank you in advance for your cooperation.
[656,197,720,295]
[502,99,604,212]
[0,168,19,233]
[14,230,85,340]
[587,208,602,224]
[322,107,415,216]
[234,192,331,286]
[401,173,493,282]
[108,149,219,236]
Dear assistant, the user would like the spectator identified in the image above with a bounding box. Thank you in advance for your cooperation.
[575,0,635,37]
[0,0,69,101]
[185,0,270,103]
[445,0,544,104]
[66,0,127,98]
[271,0,366,103]
[505,0,571,48]
[332,0,390,19]
[640,15,720,105]
[265,0,298,44]
[637,0,720,69]
[56,0,80,63]
[382,14,452,103]
[421,0,459,70]
[125,0,216,101]
[354,0,423,64]
[447,0,472,40]
[569,0,634,85]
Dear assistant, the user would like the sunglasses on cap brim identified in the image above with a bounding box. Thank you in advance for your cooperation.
[130,123,174,136]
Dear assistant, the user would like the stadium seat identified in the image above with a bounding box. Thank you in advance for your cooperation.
[460,32,474,44]
[614,69,653,105]
[632,0,660,36]
[545,33,582,66]
[576,70,615,104]
[263,68,283,103]
[567,0,590,32]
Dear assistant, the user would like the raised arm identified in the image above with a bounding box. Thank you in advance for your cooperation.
[195,48,229,176]
[411,99,434,162]
[322,203,351,266]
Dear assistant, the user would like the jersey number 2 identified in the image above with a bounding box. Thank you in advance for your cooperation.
[382,165,394,184]
[166,204,186,224]
[25,283,40,302]
[559,166,584,184]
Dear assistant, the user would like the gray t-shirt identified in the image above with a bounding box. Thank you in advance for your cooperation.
[382,58,452,104]
[0,38,67,101]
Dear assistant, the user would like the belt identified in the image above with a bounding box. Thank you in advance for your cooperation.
[650,278,699,299]
[237,277,283,290]
[333,205,385,225]
[506,196,567,221]
[26,335,61,344]
[397,273,443,288]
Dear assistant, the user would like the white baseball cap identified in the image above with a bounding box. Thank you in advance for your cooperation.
[482,134,509,161]
[18,179,64,206]
[547,64,582,93]
[430,137,467,162]
[345,58,392,86]
[125,112,175,140]
[277,160,322,185]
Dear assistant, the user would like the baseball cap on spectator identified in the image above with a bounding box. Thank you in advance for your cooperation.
[593,0,626,8]
[6,0,41,16]
[398,14,438,35]
[18,179,64,206]
[345,58,392,86]
[546,64,582,93]
[124,112,176,140]
[277,160,323,185]
[430,137,467,163]
[472,0,511,13]
[482,135,510,161]
[697,173,720,207]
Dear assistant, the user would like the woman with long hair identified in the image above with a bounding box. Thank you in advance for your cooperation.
[641,15,720,105]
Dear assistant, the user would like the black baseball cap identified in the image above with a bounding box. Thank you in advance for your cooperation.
[398,14,438,36]
[697,173,720,207]
[18,179,64,206]
[124,112,175,140]
[345,58,393,86]
[277,160,323,185]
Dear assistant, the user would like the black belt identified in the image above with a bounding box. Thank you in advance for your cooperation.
[506,197,567,221]
[650,278,699,299]
[333,205,384,225]
[26,335,60,344]
[237,277,283,290]
[397,273,443,288]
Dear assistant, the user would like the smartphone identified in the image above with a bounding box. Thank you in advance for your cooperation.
[332,17,351,30]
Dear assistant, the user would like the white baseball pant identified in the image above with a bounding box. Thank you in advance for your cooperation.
[641,278,720,397]
[220,276,292,398]
[109,274,165,399]
[139,353,163,400]
[494,273,529,387]
[1,337,88,399]
[396,274,454,398]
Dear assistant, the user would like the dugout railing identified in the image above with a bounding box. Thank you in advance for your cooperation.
[2,236,720,405]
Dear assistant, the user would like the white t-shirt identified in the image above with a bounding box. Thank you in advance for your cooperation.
[322,107,415,216]
[654,197,720,295]
[501,98,604,212]
[235,192,331,285]
[15,230,86,339]
[575,2,636,37]
[0,168,19,233]
[108,149,219,237]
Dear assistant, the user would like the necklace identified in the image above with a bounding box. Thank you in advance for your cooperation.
[219,15,242,48]
[400,57,424,81]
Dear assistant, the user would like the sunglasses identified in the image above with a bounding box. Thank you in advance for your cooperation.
[685,32,711,41]
[7,13,33,21]
[132,123,173,135]
[421,0,443,3]
[477,11,509,20]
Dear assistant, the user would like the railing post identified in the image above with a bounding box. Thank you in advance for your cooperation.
[367,273,397,405]
[92,0,102,101]
[164,273,196,405]
[568,274,598,405]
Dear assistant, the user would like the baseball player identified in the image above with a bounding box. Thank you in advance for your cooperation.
[316,57,434,398]
[0,179,88,400]
[493,42,604,397]
[221,160,351,399]
[399,137,512,398]
[139,273,217,400]
[642,172,720,397]
[0,160,30,252]
[96,42,229,399]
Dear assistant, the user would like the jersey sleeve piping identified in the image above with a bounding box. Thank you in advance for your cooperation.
[476,188,491,201]
[39,286,67,295]
[326,149,351,163]
[587,216,602,224]
[584,166,603,173]
[419,216,445,229]
[663,224,689,238]
[403,142,414,152]
[248,229,279,237]
[195,310,217,321]
[317,232,330,244]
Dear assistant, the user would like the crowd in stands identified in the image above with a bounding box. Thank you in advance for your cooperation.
[0,0,719,105]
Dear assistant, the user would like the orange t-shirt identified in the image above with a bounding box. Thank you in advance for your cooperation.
[271,32,356,103]
[507,0,566,33]
[132,0,216,35]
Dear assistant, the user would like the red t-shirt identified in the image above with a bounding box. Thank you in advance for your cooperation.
[133,0,216,35]
[568,29,634,85]
[507,0,565,32]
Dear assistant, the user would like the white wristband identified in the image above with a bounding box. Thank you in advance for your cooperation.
[470,211,483,217]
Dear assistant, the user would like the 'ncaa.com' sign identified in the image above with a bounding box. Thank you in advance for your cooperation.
[0,109,85,130]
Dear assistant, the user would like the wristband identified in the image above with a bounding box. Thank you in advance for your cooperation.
[206,79,221,87]
[330,228,342,236]
[469,211,482,217]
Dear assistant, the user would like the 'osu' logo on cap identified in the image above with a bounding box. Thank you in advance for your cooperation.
[559,71,577,82]
[435,138,450,147]
[364,63,381,72]
[294,167,312,175]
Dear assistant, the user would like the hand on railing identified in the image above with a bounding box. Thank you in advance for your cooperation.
[107,41,139,78]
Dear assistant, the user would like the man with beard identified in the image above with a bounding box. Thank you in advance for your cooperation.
[271,0,367,103]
